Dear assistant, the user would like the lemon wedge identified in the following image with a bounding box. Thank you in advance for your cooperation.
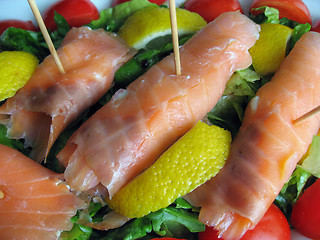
[249,23,293,76]
[107,121,231,218]
[0,51,38,101]
[118,6,207,49]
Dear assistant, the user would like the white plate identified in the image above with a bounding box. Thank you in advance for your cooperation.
[0,0,317,239]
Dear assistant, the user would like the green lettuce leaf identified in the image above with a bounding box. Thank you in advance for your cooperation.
[288,23,311,50]
[207,68,269,137]
[249,6,280,24]
[0,13,70,61]
[60,223,92,240]
[87,0,157,32]
[61,198,202,240]
[300,135,320,178]
[249,6,311,52]
[224,67,261,99]
[114,34,192,87]
[274,166,312,218]
[101,206,204,240]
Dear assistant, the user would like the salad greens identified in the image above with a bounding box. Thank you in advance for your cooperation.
[0,13,70,61]
[0,0,319,239]
[100,203,203,240]
[275,166,312,218]
[87,0,157,32]
[300,135,320,178]
[114,34,192,87]
[250,6,311,51]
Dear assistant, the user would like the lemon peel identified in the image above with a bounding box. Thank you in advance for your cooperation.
[0,51,38,101]
[118,6,207,49]
[249,23,293,76]
[107,121,231,218]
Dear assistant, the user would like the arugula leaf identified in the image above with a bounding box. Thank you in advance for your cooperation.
[101,206,204,240]
[87,0,157,32]
[174,197,196,210]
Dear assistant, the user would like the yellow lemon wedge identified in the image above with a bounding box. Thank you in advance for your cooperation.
[0,51,38,101]
[249,23,293,76]
[118,6,207,49]
[107,121,231,218]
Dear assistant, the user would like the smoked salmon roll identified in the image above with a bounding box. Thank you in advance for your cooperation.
[0,144,85,239]
[185,31,320,239]
[0,27,134,162]
[58,12,260,198]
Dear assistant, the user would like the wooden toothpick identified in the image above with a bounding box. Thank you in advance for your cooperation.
[169,0,181,76]
[27,0,65,74]
[293,105,320,125]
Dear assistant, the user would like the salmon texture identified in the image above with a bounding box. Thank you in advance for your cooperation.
[58,12,260,198]
[185,31,320,239]
[0,27,134,162]
[0,144,84,240]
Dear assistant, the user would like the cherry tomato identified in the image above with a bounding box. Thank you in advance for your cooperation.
[312,20,320,33]
[43,0,99,31]
[250,0,312,24]
[111,0,166,7]
[291,178,320,239]
[198,204,291,240]
[184,0,242,23]
[0,20,37,35]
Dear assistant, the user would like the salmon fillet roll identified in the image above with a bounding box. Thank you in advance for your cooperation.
[185,31,320,239]
[58,12,260,198]
[0,144,85,239]
[0,27,134,162]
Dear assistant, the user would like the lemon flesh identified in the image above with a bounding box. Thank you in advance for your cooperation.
[107,121,231,218]
[0,51,38,101]
[118,6,207,49]
[249,23,293,76]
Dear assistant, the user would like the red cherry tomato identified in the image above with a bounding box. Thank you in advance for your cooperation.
[250,0,312,24]
[184,0,242,23]
[291,178,320,239]
[43,0,99,31]
[111,0,166,7]
[312,20,320,33]
[0,19,37,35]
[198,204,291,240]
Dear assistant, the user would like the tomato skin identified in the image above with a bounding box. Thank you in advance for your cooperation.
[0,20,37,35]
[184,0,242,23]
[111,0,166,7]
[43,0,99,31]
[312,20,320,33]
[291,178,320,239]
[198,204,291,240]
[250,0,312,24]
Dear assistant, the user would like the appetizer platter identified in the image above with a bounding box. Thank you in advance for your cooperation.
[0,0,320,240]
